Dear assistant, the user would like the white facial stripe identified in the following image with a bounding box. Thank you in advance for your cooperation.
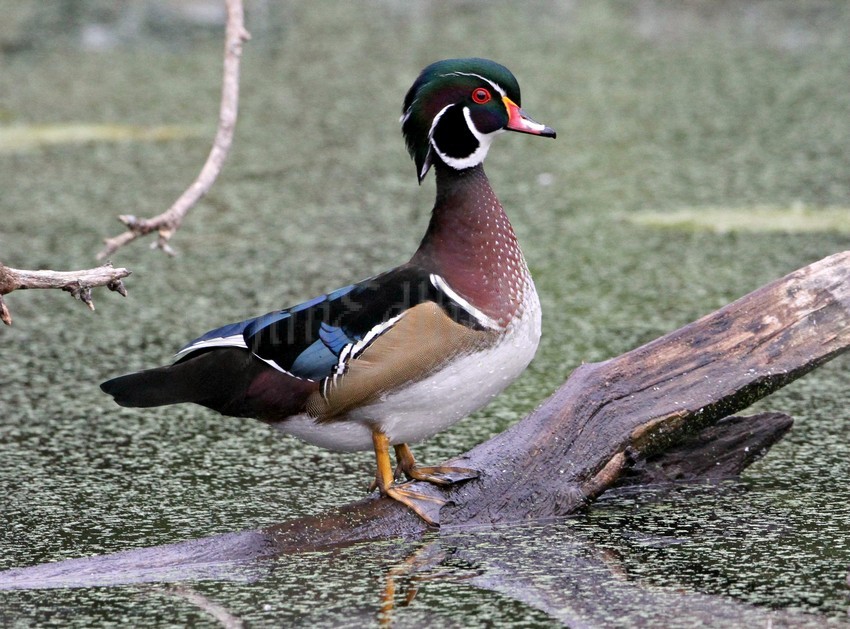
[441,71,507,98]
[404,73,506,127]
[416,102,455,179]
[429,103,452,135]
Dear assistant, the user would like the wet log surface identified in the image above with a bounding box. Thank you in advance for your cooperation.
[0,251,848,592]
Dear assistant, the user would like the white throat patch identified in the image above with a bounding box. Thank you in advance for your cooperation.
[429,105,504,172]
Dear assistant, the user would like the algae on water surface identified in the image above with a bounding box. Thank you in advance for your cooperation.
[1,1,849,626]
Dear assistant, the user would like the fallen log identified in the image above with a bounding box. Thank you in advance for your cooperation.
[262,250,850,547]
[1,252,847,591]
[0,413,792,591]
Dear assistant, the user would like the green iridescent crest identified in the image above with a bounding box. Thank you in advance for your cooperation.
[401,58,522,182]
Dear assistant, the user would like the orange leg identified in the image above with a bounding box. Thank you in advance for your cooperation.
[394,443,479,486]
[371,431,446,526]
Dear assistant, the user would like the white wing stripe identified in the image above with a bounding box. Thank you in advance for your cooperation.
[350,313,405,360]
[328,312,407,392]
[172,334,246,362]
[174,332,312,379]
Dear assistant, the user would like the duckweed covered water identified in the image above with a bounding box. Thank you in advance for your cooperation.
[1,1,849,626]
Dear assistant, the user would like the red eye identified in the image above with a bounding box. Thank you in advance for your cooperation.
[471,88,491,104]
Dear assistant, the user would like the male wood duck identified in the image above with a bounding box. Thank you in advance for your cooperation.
[101,58,555,526]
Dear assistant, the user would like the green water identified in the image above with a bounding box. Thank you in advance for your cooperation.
[1,1,849,625]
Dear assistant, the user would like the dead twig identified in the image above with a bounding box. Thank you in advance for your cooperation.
[97,0,251,259]
[0,262,130,326]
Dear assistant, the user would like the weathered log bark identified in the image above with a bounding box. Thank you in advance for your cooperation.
[612,411,793,488]
[0,262,130,326]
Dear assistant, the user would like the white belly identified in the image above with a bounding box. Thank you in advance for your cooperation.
[277,287,542,452]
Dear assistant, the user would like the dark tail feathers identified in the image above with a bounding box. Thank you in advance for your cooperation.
[101,365,197,408]
[100,348,261,412]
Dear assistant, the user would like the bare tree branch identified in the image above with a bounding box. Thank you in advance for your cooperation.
[0,262,130,326]
[5,1,247,323]
[97,0,251,260]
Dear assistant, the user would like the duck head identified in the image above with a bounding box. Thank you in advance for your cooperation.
[401,57,556,183]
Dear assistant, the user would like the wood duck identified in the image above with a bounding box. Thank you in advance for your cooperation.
[101,58,556,526]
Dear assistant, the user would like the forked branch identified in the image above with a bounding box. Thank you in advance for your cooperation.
[97,0,250,259]
[0,262,130,326]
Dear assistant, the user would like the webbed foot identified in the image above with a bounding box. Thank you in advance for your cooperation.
[384,482,446,527]
[372,432,459,526]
